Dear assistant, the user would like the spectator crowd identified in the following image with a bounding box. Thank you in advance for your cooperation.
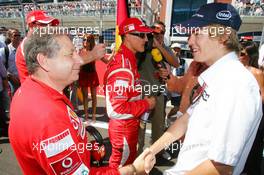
[234,0,264,16]
[0,0,116,18]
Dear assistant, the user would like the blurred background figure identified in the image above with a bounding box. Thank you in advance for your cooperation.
[0,28,21,94]
[0,58,8,137]
[137,21,179,160]
[239,41,264,175]
[78,34,99,122]
[0,27,8,48]
[0,28,21,124]
[167,43,186,117]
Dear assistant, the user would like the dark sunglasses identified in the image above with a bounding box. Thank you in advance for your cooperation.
[240,52,246,56]
[129,33,146,39]
[158,30,165,35]
[154,26,165,35]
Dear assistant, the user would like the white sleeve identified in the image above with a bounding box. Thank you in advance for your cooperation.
[258,44,264,67]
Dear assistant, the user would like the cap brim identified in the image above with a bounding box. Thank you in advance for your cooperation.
[36,17,60,26]
[175,18,211,33]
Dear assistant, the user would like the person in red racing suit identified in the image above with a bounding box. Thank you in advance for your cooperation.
[9,30,155,175]
[104,18,156,168]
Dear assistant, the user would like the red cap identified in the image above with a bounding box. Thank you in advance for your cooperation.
[26,10,60,26]
[119,18,153,35]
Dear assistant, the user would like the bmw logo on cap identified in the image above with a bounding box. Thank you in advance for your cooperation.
[216,10,232,20]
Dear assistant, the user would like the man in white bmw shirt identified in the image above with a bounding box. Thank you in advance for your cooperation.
[149,3,262,175]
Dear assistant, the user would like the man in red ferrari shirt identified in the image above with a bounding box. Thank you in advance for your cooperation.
[104,18,156,168]
[9,31,155,174]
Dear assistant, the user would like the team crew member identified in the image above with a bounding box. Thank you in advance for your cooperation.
[149,3,262,175]
[104,18,156,168]
[16,10,60,83]
[9,32,155,175]
[16,10,105,83]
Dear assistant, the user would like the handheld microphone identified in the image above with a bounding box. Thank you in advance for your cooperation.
[151,48,170,79]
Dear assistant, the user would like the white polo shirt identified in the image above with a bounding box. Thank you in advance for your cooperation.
[165,52,262,175]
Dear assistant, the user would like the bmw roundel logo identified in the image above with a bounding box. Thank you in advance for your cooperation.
[216,10,232,20]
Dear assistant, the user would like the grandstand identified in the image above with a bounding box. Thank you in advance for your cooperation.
[0,0,160,48]
[233,0,264,16]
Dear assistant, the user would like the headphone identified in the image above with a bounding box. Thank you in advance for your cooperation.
[86,126,106,166]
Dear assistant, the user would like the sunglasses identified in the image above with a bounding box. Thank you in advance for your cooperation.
[158,30,165,35]
[129,33,146,39]
[240,52,246,56]
[154,26,165,35]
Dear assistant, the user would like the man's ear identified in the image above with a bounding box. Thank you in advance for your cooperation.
[36,53,49,72]
[219,31,230,45]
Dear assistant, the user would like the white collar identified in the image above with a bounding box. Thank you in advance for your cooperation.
[198,52,238,87]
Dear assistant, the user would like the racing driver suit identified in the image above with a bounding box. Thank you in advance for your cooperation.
[9,77,119,175]
[104,44,150,168]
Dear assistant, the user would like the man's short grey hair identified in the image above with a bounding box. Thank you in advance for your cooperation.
[24,32,63,74]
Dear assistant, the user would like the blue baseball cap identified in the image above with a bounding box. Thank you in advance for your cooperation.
[176,3,242,31]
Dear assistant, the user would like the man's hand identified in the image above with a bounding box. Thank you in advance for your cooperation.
[133,148,156,174]
[144,96,156,110]
[82,44,106,64]
[90,44,106,60]
[153,37,162,48]
[158,68,169,80]
[165,74,178,92]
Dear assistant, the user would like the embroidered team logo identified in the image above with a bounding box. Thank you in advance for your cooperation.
[67,106,85,140]
[216,10,232,20]
[190,82,210,105]
[40,129,74,158]
[50,150,90,175]
[124,24,135,33]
